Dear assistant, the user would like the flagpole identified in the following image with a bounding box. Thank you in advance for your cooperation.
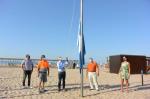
[80,0,84,97]
[81,67,84,97]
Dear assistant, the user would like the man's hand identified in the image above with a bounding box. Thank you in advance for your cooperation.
[21,65,24,70]
[47,73,49,76]
[31,69,33,73]
[86,71,88,79]
[38,72,39,77]
[97,72,99,76]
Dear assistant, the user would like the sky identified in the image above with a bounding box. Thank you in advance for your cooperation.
[0,0,150,63]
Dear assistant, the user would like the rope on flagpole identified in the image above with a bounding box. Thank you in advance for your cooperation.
[68,0,77,35]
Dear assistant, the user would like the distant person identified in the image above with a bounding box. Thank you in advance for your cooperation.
[57,57,68,92]
[86,58,99,91]
[21,54,34,88]
[119,56,131,92]
[73,62,76,69]
[37,55,50,93]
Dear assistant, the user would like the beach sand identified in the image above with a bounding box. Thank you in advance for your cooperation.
[0,67,150,99]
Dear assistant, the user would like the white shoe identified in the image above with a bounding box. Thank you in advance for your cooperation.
[96,89,99,91]
[28,86,33,89]
[22,86,26,89]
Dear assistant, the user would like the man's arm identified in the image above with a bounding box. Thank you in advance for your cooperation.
[96,63,100,76]
[47,61,50,76]
[37,68,40,77]
[86,66,88,78]
[37,62,40,77]
[47,67,50,76]
[57,62,59,68]
[21,61,25,70]
[31,62,34,72]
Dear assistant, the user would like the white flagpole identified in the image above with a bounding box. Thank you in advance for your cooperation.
[80,0,84,97]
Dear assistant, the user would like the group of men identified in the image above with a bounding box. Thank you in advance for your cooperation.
[21,54,100,93]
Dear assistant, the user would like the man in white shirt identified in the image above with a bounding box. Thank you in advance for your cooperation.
[21,54,34,88]
[57,57,68,92]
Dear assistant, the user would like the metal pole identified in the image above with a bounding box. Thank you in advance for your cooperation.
[141,69,143,86]
[80,0,84,97]
[80,67,83,97]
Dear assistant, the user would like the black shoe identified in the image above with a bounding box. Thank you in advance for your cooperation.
[58,89,61,92]
[39,88,44,93]
[90,88,94,90]
[39,89,41,93]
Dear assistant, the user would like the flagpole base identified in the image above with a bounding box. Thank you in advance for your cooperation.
[80,67,84,97]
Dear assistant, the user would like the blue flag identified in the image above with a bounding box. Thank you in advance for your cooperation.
[77,20,86,68]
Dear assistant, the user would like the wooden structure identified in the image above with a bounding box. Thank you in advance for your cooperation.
[109,55,146,74]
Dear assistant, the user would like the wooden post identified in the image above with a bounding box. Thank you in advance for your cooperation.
[141,69,143,86]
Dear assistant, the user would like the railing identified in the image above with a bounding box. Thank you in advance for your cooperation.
[0,58,79,68]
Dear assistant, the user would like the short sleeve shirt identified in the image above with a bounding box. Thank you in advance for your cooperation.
[87,61,98,72]
[22,59,34,71]
[37,59,49,69]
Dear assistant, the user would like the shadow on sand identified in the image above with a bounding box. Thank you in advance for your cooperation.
[2,82,150,98]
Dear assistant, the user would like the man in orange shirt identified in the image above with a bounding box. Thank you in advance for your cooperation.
[86,58,99,91]
[37,55,50,93]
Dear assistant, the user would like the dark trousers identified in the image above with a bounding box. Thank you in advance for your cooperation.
[23,70,32,86]
[58,71,66,90]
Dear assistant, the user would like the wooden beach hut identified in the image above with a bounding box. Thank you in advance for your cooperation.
[109,55,146,74]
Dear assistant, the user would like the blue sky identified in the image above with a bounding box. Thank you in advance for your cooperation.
[0,0,150,63]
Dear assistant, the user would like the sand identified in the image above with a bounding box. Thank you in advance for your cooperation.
[0,67,150,99]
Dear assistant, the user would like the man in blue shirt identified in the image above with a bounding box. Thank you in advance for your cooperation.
[57,57,68,91]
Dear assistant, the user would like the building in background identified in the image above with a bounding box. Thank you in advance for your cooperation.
[109,55,147,74]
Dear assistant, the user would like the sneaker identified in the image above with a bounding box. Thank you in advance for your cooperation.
[22,86,26,89]
[28,86,33,89]
[41,88,45,91]
[38,89,41,93]
[96,89,100,91]
[100,87,104,90]
[39,89,44,93]
[90,88,94,90]
[58,89,61,92]
[39,90,43,93]
[63,88,67,91]
[38,88,43,93]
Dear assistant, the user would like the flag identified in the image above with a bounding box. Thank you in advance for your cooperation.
[77,20,86,68]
